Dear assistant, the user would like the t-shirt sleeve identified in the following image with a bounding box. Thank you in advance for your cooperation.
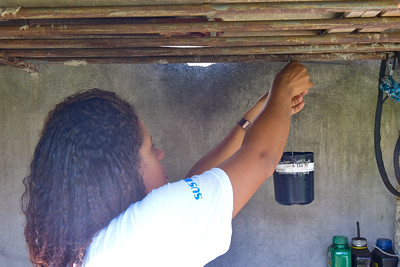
[84,168,233,267]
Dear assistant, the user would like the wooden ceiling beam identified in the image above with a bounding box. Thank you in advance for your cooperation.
[1,1,399,65]
[1,17,400,37]
[4,43,400,58]
[11,52,388,64]
[0,1,398,20]
[0,0,351,9]
[1,33,400,49]
[0,31,319,40]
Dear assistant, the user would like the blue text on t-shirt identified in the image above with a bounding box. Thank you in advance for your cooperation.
[184,178,202,200]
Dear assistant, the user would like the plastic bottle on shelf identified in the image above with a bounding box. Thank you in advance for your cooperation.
[328,235,351,267]
[351,222,371,267]
[370,238,398,267]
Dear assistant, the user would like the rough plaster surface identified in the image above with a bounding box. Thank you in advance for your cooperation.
[0,61,399,266]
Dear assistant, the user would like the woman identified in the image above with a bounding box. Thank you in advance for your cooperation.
[22,62,313,266]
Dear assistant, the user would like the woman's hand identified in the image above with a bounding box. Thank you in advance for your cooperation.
[272,61,314,99]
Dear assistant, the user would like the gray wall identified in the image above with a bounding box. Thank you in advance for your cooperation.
[1,61,399,266]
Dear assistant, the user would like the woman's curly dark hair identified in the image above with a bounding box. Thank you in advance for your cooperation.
[21,89,146,266]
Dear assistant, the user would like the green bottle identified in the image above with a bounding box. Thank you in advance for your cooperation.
[328,236,352,267]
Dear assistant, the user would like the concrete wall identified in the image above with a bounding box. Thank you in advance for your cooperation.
[1,61,399,266]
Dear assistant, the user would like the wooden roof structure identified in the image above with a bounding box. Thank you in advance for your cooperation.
[1,0,400,71]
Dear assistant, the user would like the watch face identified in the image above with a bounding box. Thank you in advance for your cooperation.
[238,118,250,129]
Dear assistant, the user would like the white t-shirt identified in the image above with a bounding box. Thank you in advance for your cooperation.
[83,168,233,267]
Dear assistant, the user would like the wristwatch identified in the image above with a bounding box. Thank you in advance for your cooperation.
[237,118,250,130]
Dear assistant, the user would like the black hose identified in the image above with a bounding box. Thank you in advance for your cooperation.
[374,57,400,197]
[393,53,400,184]
[394,136,400,182]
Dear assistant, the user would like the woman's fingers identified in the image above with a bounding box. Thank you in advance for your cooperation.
[291,92,309,115]
[301,89,309,96]
[273,61,313,98]
[291,101,305,115]
[291,94,303,107]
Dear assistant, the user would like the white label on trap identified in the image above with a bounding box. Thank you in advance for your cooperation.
[275,163,314,173]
